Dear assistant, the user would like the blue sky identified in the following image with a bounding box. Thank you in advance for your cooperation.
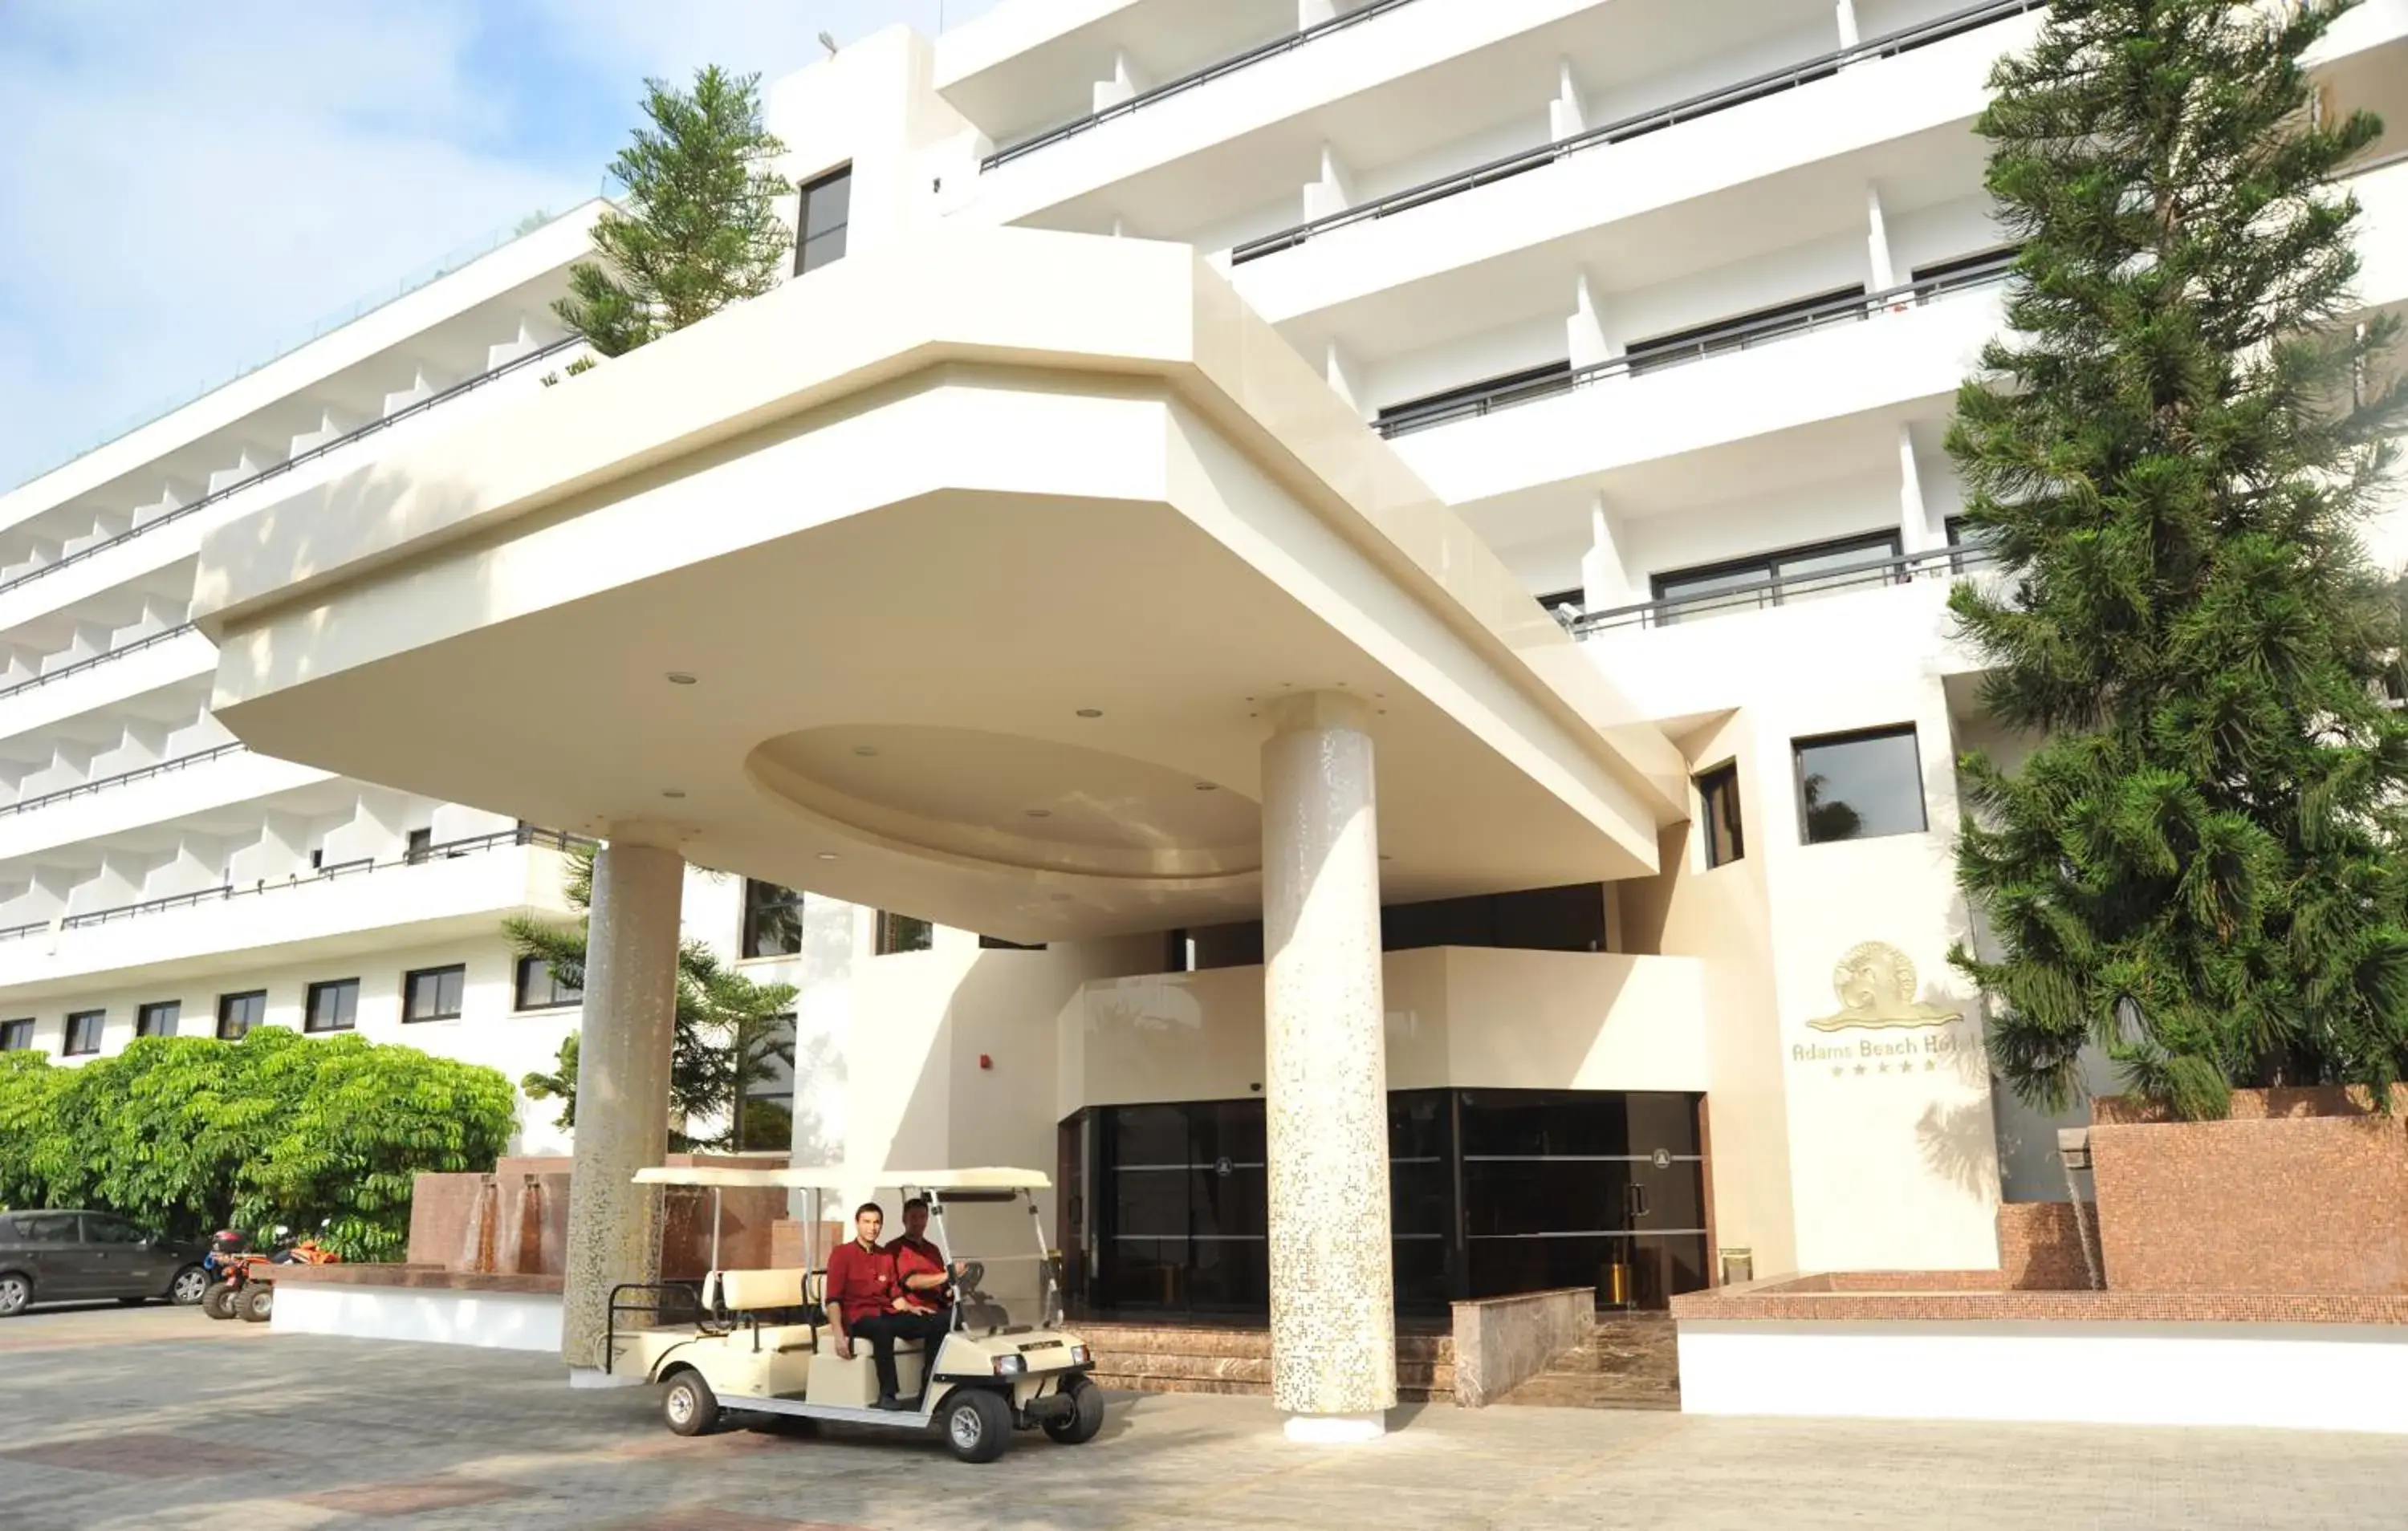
[0,0,1000,490]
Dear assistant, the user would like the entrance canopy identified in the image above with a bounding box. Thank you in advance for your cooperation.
[191,228,1684,941]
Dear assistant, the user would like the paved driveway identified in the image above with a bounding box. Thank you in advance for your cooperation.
[2,1308,2405,1529]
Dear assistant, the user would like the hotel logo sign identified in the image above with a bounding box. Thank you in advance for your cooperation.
[1792,942,1974,1080]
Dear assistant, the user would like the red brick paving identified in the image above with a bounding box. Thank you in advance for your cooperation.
[0,1433,287,1478]
[294,1476,531,1515]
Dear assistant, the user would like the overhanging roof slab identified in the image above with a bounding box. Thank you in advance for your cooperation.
[193,229,1683,941]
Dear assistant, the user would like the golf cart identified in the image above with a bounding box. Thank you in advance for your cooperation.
[607,1166,1103,1464]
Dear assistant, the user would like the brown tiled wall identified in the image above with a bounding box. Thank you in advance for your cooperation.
[1996,1200,2096,1290]
[2090,1090,2408,1293]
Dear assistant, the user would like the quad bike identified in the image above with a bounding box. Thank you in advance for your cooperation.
[201,1225,341,1322]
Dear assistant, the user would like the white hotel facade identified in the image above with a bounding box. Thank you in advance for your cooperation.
[6,0,2406,1415]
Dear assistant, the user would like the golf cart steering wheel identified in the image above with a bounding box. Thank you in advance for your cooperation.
[954,1260,985,1293]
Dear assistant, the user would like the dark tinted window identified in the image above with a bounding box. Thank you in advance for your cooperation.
[1794,726,1926,844]
[217,990,265,1041]
[742,879,804,958]
[81,1215,145,1245]
[304,979,359,1033]
[875,912,933,956]
[515,956,581,1011]
[1697,763,1744,867]
[0,1017,32,1051]
[405,826,433,864]
[136,1001,180,1038]
[63,1010,104,1056]
[8,1213,75,1245]
[1650,531,1901,623]
[403,965,465,1023]
[796,165,852,274]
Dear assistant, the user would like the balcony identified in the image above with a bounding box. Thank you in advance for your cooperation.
[1234,0,2038,268]
[1573,543,2000,719]
[1067,945,1709,1109]
[0,624,214,746]
[0,827,588,1002]
[1391,263,2007,510]
[0,745,332,865]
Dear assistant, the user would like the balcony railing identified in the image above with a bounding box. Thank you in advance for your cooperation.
[0,334,585,602]
[52,826,594,932]
[1375,254,2016,439]
[1230,0,2045,265]
[980,0,1423,171]
[0,741,250,822]
[1569,543,1999,636]
[0,622,202,705]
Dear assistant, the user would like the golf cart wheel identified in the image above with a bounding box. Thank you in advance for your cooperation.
[661,1369,720,1436]
[201,1283,238,1321]
[1043,1375,1105,1445]
[0,1272,29,1318]
[239,1284,275,1322]
[169,1265,210,1306]
[941,1387,1013,1464]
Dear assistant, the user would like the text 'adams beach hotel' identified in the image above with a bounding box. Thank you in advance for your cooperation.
[11,0,2408,1434]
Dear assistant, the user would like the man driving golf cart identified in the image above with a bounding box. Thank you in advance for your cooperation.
[609,1165,1104,1464]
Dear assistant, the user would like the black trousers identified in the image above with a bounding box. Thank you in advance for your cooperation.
[848,1310,951,1398]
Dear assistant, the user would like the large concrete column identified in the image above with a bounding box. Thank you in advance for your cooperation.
[560,833,685,1380]
[1260,691,1396,1442]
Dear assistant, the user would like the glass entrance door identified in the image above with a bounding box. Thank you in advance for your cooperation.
[1096,1099,1267,1318]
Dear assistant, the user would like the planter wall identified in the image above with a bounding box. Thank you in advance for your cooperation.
[2090,1088,2408,1294]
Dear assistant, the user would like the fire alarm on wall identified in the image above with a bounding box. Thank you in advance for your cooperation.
[978,1054,993,1070]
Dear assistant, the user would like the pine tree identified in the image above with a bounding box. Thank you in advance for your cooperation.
[510,849,797,1152]
[1948,0,2408,1120]
[555,65,794,357]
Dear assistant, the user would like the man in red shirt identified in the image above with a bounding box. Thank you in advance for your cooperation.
[824,1202,914,1409]
[886,1196,962,1338]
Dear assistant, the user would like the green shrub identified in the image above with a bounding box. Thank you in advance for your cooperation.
[0,1029,515,1260]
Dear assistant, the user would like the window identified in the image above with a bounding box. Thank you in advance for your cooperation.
[1910,245,2020,298]
[742,879,805,958]
[136,1001,181,1038]
[403,964,466,1023]
[217,990,266,1041]
[405,827,433,865]
[1649,531,1902,624]
[875,912,934,956]
[1375,360,1572,436]
[1794,726,1927,845]
[7,1212,74,1244]
[733,1013,797,1153]
[795,164,852,274]
[515,955,582,1011]
[978,935,1047,951]
[81,1214,146,1245]
[0,1017,32,1052]
[1697,763,1744,868]
[63,1009,104,1056]
[1625,284,1866,376]
[304,978,359,1033]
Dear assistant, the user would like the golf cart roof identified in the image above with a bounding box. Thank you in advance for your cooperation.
[631,1165,1052,1192]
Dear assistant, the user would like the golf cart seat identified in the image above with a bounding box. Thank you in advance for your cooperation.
[708,1267,823,1354]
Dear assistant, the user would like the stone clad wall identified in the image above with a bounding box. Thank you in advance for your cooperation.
[1450,1287,1593,1407]
[407,1155,789,1277]
[1995,1201,2095,1290]
[2090,1088,2408,1294]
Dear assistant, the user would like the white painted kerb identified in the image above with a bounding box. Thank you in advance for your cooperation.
[273,1282,565,1354]
[1679,1320,2408,1435]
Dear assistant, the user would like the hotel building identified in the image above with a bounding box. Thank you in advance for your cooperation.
[8,0,2406,1435]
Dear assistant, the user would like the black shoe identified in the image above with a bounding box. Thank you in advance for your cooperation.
[896,1393,925,1411]
[872,1394,907,1411]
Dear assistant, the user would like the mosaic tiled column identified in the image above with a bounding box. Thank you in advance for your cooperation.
[560,836,684,1380]
[1260,690,1396,1441]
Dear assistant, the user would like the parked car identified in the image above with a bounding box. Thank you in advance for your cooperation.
[0,1210,209,1316]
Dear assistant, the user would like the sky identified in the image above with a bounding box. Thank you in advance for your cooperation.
[0,0,1002,491]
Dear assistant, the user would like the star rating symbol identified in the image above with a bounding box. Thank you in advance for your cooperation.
[1925,1058,1938,1072]
[1877,1062,1890,1074]
[1854,1064,1867,1076]
[1831,1066,1844,1078]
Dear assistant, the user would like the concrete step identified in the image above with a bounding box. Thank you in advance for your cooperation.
[1077,1321,1453,1403]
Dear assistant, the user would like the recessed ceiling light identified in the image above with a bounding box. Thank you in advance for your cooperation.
[1194,782,1218,792]
[853,745,881,757]
[665,672,697,685]
[662,789,686,799]
[816,851,839,861]
[1048,892,1072,902]
[1027,808,1052,818]
[1075,708,1103,718]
